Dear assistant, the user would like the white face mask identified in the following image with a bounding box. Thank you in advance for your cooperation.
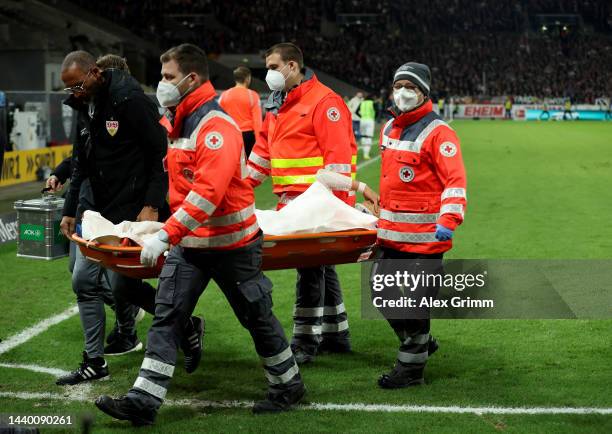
[156,74,192,108]
[393,88,420,112]
[265,64,291,92]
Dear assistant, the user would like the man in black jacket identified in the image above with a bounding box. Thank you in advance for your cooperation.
[47,55,145,358]
[56,51,204,386]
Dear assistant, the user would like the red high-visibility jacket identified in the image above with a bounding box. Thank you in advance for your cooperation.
[161,81,259,249]
[246,72,357,209]
[378,100,467,254]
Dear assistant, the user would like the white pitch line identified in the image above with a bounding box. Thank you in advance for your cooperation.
[356,154,381,170]
[0,305,78,356]
[0,391,610,415]
[0,150,377,360]
[306,402,612,415]
[0,362,69,377]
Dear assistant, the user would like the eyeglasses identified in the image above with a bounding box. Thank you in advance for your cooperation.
[63,71,91,94]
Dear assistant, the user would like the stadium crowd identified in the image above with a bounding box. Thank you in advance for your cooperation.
[69,0,612,102]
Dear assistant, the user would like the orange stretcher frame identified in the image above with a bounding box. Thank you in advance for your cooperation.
[71,230,378,279]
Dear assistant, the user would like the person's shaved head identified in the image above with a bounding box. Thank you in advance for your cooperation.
[61,50,96,73]
[61,50,103,102]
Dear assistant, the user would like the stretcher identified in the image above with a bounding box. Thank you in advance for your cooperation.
[71,230,378,279]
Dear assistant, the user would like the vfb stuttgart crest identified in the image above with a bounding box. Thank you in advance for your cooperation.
[105,120,119,137]
[399,166,415,183]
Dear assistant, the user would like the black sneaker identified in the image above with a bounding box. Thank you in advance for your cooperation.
[95,395,156,427]
[253,383,306,414]
[318,339,352,353]
[291,345,315,365]
[180,316,204,374]
[428,336,438,356]
[378,364,424,389]
[56,352,109,385]
[104,332,143,356]
[106,308,146,345]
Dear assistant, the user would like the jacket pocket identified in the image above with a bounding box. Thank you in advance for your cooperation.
[173,150,195,165]
[387,190,435,213]
[237,274,274,320]
[156,264,176,305]
[394,150,421,166]
[168,150,196,184]
[388,199,429,213]
[238,274,273,303]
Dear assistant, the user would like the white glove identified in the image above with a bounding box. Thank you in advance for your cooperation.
[140,230,170,267]
[316,169,352,191]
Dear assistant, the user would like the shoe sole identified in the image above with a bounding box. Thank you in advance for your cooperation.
[105,342,143,356]
[95,398,152,427]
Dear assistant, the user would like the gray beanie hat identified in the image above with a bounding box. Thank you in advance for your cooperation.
[393,62,431,96]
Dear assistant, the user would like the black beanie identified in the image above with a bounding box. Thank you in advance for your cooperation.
[393,62,431,96]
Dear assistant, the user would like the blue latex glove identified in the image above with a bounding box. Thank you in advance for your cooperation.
[435,224,453,241]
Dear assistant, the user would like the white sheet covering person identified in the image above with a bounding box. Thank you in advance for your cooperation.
[81,181,378,244]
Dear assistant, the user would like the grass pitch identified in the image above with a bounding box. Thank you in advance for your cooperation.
[0,120,611,433]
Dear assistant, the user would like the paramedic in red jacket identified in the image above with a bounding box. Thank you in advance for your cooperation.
[247,43,358,365]
[95,44,304,426]
[376,62,467,389]
[317,62,467,389]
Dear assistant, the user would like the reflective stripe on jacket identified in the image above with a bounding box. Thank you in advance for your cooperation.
[247,71,357,207]
[378,100,467,254]
[162,81,258,249]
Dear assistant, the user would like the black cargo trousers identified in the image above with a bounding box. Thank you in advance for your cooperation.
[371,247,443,373]
[127,234,302,409]
[292,266,350,355]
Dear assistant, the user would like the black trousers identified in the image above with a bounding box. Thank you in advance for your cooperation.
[373,247,443,371]
[242,130,256,157]
[127,235,301,410]
[292,265,349,354]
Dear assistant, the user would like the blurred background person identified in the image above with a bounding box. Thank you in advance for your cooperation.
[219,66,262,156]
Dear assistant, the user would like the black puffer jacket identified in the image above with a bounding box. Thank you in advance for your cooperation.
[63,69,168,224]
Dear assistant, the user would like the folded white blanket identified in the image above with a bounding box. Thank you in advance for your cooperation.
[82,182,377,245]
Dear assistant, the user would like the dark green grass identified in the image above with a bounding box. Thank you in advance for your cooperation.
[1,397,610,434]
[449,120,612,259]
[0,120,611,433]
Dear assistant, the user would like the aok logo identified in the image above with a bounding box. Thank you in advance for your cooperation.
[20,224,45,242]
